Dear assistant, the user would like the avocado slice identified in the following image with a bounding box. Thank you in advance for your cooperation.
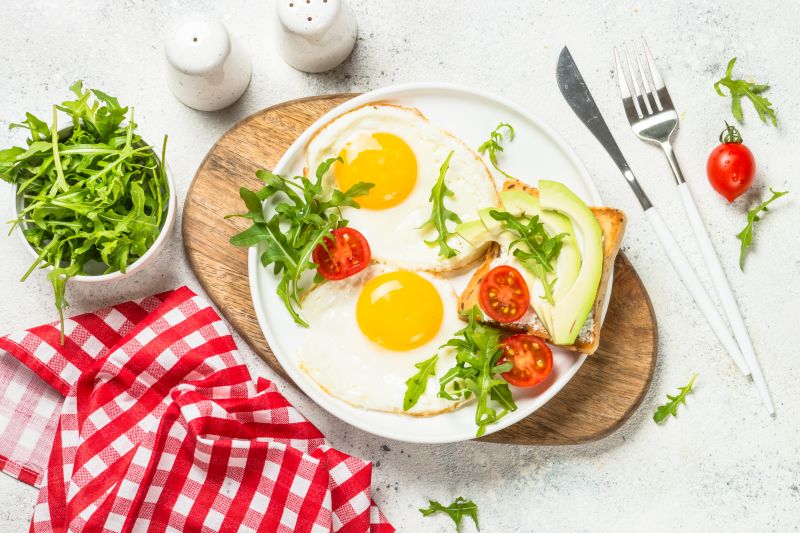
[454,206,507,247]
[499,189,582,334]
[479,207,502,234]
[454,218,493,247]
[499,190,580,298]
[539,180,603,345]
[498,190,533,215]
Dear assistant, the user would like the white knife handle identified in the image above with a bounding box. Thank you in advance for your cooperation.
[677,183,774,413]
[644,206,750,375]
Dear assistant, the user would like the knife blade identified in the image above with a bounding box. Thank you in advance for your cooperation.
[555,46,652,210]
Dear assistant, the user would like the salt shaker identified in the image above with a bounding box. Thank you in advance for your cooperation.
[274,0,358,73]
[164,15,252,111]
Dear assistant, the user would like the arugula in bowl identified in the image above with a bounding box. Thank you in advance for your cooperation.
[0,82,170,340]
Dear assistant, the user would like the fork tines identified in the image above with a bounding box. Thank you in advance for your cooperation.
[614,39,673,120]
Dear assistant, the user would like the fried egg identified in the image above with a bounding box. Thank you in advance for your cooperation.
[297,265,468,415]
[305,104,499,271]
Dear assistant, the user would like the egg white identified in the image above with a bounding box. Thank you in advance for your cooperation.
[297,265,470,416]
[305,104,499,272]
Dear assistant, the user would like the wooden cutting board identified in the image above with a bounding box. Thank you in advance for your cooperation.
[183,94,658,445]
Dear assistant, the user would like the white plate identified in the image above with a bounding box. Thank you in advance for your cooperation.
[249,83,610,444]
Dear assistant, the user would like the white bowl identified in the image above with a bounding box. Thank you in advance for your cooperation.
[11,125,177,283]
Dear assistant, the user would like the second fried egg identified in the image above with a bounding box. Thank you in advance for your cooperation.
[298,265,468,415]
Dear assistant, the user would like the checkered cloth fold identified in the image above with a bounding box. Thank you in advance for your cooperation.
[0,287,393,532]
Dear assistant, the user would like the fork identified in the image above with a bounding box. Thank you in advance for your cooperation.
[614,39,774,415]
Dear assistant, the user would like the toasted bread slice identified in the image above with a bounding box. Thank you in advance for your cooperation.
[457,179,626,354]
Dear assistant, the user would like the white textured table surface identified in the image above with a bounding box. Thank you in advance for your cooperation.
[1,1,798,531]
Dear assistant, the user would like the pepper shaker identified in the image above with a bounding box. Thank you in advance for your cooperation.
[164,15,252,111]
[274,0,358,73]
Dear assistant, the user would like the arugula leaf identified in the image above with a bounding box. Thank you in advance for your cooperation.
[403,354,438,411]
[736,188,789,270]
[228,159,373,326]
[421,151,462,258]
[489,210,566,305]
[420,497,479,532]
[653,374,697,424]
[478,123,515,179]
[436,307,515,437]
[2,82,169,341]
[714,57,777,126]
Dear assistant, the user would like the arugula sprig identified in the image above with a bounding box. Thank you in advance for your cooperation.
[0,81,169,341]
[736,188,788,270]
[401,308,521,436]
[437,307,515,437]
[478,122,515,179]
[714,57,777,126]
[403,354,438,411]
[228,159,372,326]
[422,151,462,258]
[489,210,566,305]
[653,374,697,424]
[420,497,479,532]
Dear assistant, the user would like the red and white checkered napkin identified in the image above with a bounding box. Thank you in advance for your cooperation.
[0,286,393,532]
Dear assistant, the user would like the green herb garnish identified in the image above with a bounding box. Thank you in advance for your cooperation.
[714,57,777,126]
[488,210,566,305]
[653,374,697,424]
[0,81,169,341]
[403,354,438,411]
[228,159,372,326]
[478,122,515,179]
[736,188,789,270]
[437,307,515,437]
[422,150,462,258]
[420,497,479,532]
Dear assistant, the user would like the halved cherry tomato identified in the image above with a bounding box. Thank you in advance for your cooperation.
[478,265,530,323]
[499,334,553,387]
[312,227,371,280]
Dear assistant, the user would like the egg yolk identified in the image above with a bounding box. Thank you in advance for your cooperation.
[356,271,443,351]
[334,133,417,210]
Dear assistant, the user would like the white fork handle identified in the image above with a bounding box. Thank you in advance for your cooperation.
[677,183,774,414]
[644,207,750,376]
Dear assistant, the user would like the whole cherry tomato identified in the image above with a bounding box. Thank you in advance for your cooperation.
[706,123,755,202]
